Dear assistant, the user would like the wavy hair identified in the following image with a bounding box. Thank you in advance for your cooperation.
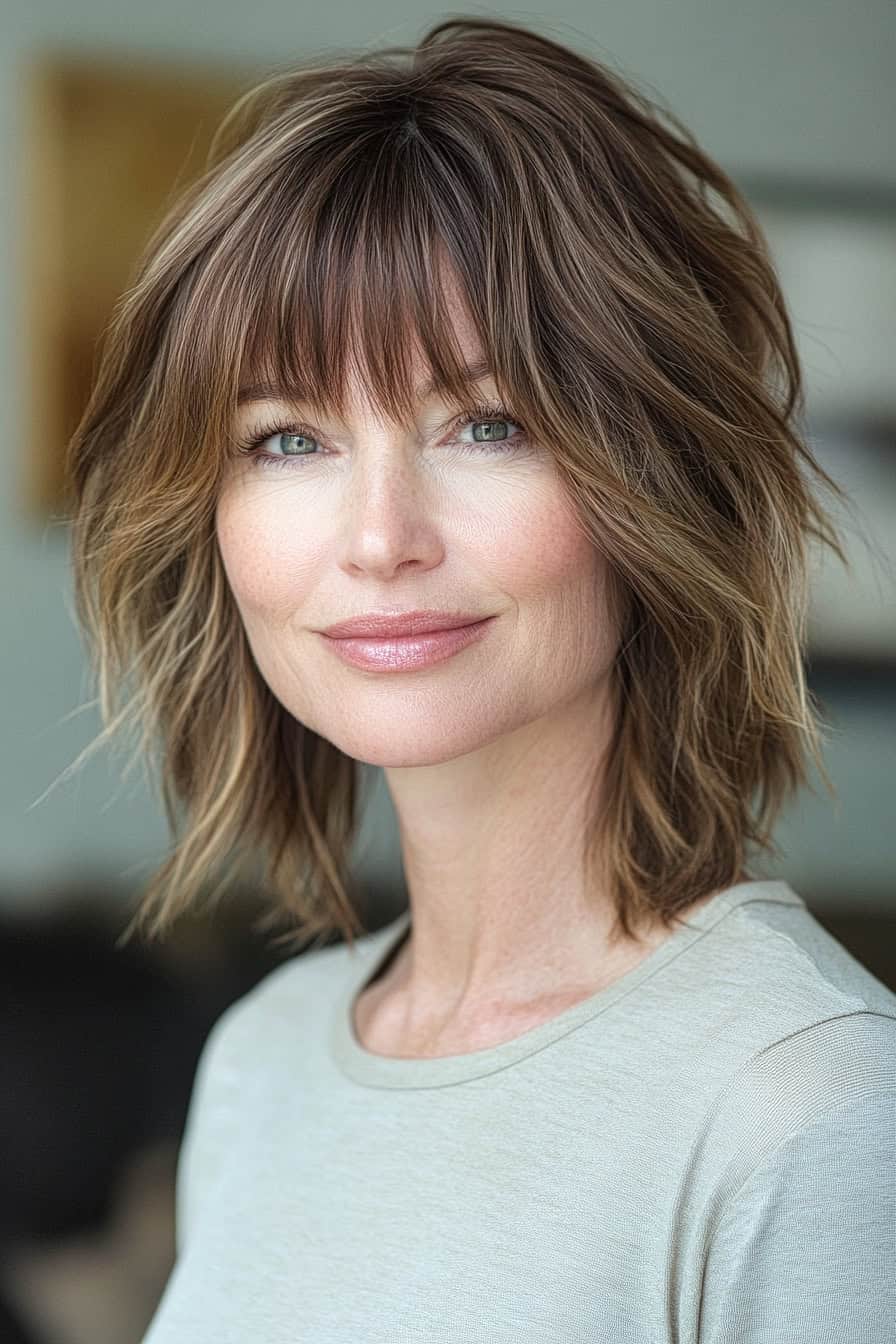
[65,16,849,954]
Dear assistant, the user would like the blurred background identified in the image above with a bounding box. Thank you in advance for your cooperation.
[1,3,894,1341]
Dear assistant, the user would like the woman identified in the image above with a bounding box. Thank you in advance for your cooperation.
[66,17,895,1343]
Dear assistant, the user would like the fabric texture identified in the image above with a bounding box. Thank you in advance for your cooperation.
[141,878,896,1342]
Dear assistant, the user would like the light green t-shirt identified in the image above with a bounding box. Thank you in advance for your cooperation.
[142,878,896,1342]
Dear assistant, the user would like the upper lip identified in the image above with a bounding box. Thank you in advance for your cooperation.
[322,610,490,638]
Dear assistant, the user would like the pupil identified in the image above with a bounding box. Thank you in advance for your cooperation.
[281,433,311,455]
[473,421,508,442]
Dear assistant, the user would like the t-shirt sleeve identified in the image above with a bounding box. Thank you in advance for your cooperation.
[173,997,253,1258]
[698,1088,896,1343]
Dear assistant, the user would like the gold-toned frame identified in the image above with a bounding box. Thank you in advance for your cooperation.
[22,50,257,521]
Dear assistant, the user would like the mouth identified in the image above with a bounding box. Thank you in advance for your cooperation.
[321,611,491,639]
[319,615,495,672]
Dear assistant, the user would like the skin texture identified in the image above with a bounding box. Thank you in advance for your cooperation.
[216,275,722,1059]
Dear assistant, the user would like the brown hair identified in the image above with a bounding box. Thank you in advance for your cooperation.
[65,16,849,954]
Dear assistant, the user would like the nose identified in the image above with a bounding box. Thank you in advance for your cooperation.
[337,442,443,579]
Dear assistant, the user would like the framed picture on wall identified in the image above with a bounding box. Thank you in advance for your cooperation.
[21,50,258,521]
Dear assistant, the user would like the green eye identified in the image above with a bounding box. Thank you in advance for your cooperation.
[276,433,317,456]
[449,400,527,450]
[472,419,507,440]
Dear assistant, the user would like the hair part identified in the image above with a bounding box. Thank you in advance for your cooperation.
[65,16,850,955]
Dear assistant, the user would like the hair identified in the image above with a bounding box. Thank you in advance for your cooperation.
[65,15,850,956]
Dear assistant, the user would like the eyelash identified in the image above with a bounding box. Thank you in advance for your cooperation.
[233,399,528,471]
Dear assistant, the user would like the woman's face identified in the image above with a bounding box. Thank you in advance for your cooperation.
[215,300,621,769]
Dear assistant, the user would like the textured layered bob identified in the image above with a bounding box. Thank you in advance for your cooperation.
[66,16,849,954]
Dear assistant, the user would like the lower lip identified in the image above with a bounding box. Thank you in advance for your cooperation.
[320,618,495,671]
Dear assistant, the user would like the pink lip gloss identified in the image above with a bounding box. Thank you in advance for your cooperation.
[320,617,495,671]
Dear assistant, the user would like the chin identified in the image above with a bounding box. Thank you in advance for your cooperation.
[317,718,511,769]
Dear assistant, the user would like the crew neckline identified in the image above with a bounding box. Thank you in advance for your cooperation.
[328,878,805,1089]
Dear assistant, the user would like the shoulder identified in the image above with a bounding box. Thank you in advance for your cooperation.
[697,1085,896,1342]
[678,899,896,1341]
[695,895,896,1163]
[174,927,378,1253]
[692,885,895,1026]
[686,891,896,1078]
[177,937,347,1139]
[727,894,896,1109]
[704,1007,896,1176]
[674,892,896,1217]
[189,917,400,1082]
[730,893,896,1014]
[200,930,367,1069]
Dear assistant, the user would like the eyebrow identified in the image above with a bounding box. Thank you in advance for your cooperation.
[236,357,494,407]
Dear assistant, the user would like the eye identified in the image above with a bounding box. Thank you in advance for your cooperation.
[233,398,529,471]
[260,432,321,459]
[445,400,528,450]
[233,420,325,469]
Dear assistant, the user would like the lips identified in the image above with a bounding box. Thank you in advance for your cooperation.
[320,615,495,671]
[322,610,488,638]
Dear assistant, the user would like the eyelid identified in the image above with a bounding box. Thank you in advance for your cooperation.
[236,399,521,455]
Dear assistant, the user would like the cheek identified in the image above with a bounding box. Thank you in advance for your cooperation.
[491,485,619,673]
[490,482,604,601]
[215,485,323,623]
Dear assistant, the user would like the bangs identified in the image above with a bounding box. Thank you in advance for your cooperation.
[198,103,520,434]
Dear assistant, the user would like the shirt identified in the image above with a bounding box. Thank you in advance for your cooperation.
[140,877,896,1342]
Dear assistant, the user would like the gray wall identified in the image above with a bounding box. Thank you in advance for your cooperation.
[1,1,893,912]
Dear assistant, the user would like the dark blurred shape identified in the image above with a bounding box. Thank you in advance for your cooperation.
[814,909,896,992]
[0,1286,37,1344]
[0,909,205,1242]
[0,888,298,1248]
